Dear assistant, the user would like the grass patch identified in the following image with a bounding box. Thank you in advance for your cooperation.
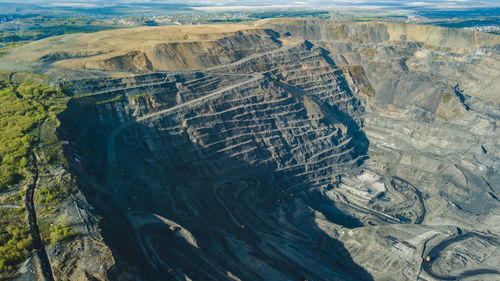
[49,224,76,244]
[130,92,150,99]
[0,24,118,43]
[363,86,376,97]
[37,182,68,207]
[441,92,452,103]
[96,95,124,105]
[348,66,365,79]
[0,42,32,58]
[39,215,77,245]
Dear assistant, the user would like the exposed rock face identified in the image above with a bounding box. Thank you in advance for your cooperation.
[64,30,282,71]
[4,19,499,280]
[59,54,372,280]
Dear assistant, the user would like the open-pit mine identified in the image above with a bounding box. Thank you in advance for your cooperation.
[1,18,499,281]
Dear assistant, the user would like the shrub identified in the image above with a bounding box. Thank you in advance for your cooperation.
[0,74,70,275]
[49,224,76,244]
[0,78,63,191]
[0,225,32,273]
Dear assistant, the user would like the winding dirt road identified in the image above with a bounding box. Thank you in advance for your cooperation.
[422,232,500,280]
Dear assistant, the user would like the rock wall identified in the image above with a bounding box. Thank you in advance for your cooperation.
[51,20,500,281]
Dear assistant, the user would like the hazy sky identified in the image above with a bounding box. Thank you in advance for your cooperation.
[0,0,498,10]
[2,0,499,4]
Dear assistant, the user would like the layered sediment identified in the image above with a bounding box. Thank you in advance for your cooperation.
[1,19,499,280]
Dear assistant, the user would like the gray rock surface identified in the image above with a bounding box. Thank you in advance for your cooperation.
[6,19,500,280]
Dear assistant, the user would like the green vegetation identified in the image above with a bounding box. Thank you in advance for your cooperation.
[442,92,452,103]
[208,18,251,23]
[0,16,119,44]
[0,72,48,84]
[0,199,30,275]
[39,214,78,245]
[38,183,67,206]
[0,224,32,272]
[0,42,32,58]
[346,65,367,81]
[130,92,150,99]
[418,8,500,19]
[341,66,375,97]
[0,73,75,277]
[96,95,124,105]
[49,224,76,244]
[364,86,376,97]
[8,190,24,202]
[0,75,66,191]
[38,187,55,206]
[249,10,330,19]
